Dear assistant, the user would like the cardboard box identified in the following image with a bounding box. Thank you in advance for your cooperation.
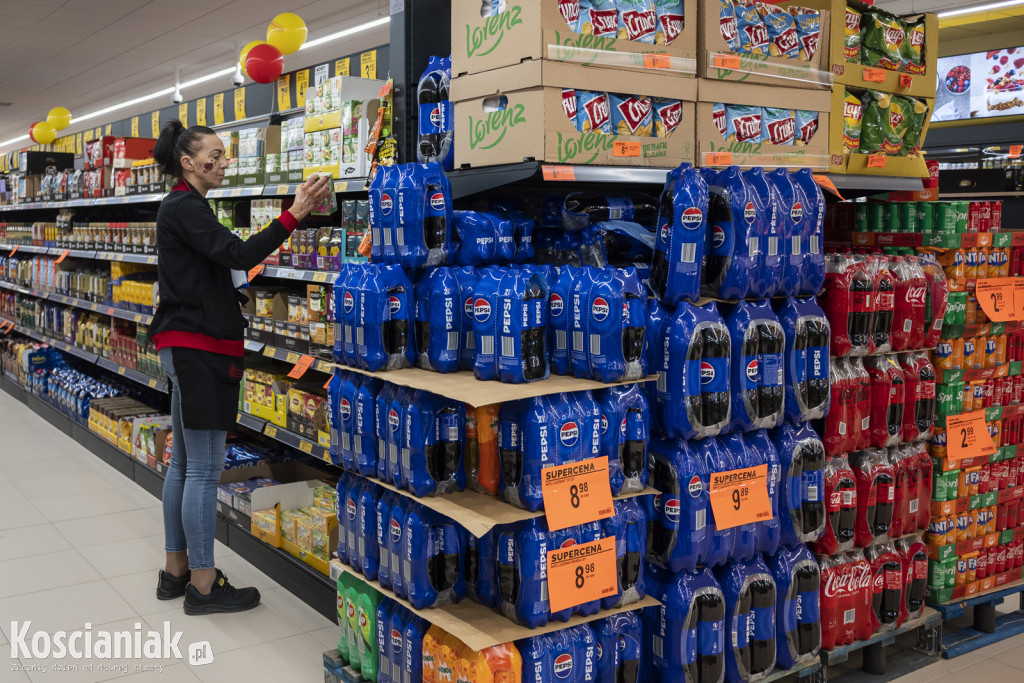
[696,78,830,169]
[699,2,832,88]
[452,0,697,78]
[792,0,937,99]
[250,480,339,574]
[452,60,696,169]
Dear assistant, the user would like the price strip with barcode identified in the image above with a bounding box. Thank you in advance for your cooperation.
[946,411,997,462]
[546,536,618,613]
[709,465,772,530]
[287,354,315,379]
[541,456,614,530]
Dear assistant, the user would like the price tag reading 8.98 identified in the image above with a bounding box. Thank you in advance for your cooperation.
[546,536,618,613]
[540,456,614,531]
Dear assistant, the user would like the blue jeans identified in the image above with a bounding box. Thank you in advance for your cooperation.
[160,348,227,570]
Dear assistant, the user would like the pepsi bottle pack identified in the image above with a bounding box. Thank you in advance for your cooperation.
[595,383,650,496]
[594,611,643,683]
[767,544,821,669]
[716,555,777,683]
[743,168,784,299]
[776,296,831,423]
[368,162,453,269]
[766,168,799,298]
[701,166,758,301]
[518,623,597,683]
[646,437,709,573]
[452,210,533,267]
[414,267,462,374]
[771,422,827,547]
[790,168,826,295]
[416,56,453,171]
[602,498,647,610]
[471,267,549,384]
[650,163,708,306]
[725,299,785,432]
[372,595,429,683]
[561,192,658,232]
[333,264,415,372]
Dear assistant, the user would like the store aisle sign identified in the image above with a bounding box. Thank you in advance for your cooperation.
[234,88,246,120]
[213,93,225,125]
[151,111,160,137]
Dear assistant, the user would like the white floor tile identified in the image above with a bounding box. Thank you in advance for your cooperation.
[0,524,72,561]
[38,489,144,523]
[0,549,102,599]
[309,626,340,650]
[141,602,306,653]
[79,535,167,579]
[0,456,100,483]
[992,645,1024,671]
[106,571,179,619]
[257,587,335,633]
[0,480,28,503]
[189,633,327,683]
[107,664,199,682]
[0,501,45,531]
[2,667,32,682]
[14,472,117,501]
[204,554,277,592]
[55,510,164,549]
[0,580,137,640]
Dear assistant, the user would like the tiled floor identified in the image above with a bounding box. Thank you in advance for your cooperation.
[0,389,336,682]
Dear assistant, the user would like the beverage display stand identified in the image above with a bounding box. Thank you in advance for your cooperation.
[814,609,941,683]
[930,578,1024,658]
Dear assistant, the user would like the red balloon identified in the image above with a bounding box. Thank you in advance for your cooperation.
[244,43,284,84]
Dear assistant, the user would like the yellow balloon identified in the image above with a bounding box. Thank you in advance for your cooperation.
[239,40,266,78]
[47,106,72,130]
[33,121,56,144]
[266,13,307,56]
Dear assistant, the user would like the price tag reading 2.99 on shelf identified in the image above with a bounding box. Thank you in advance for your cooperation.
[541,456,614,531]
[546,536,618,613]
[946,411,997,462]
[709,464,772,530]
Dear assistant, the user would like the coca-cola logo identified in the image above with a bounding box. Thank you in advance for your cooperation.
[562,90,578,120]
[340,398,351,420]
[343,291,354,313]
[430,192,445,211]
[665,497,681,519]
[388,407,400,432]
[721,16,738,43]
[381,192,393,215]
[346,498,357,520]
[591,9,618,35]
[767,118,795,145]
[823,561,873,597]
[742,22,769,48]
[746,359,759,382]
[430,106,441,127]
[553,653,574,679]
[560,421,579,447]
[688,474,703,498]
[711,225,726,248]
[732,114,761,142]
[583,95,611,129]
[701,361,715,384]
[615,97,652,134]
[550,293,564,317]
[474,297,491,322]
[907,286,926,304]
[791,201,803,224]
[622,9,656,40]
[391,629,402,652]
[659,13,683,43]
[681,207,703,229]
[883,26,905,48]
[389,295,402,314]
[744,201,757,224]
[657,100,682,133]
[558,0,580,26]
[390,517,401,542]
[592,297,609,321]
[712,107,727,136]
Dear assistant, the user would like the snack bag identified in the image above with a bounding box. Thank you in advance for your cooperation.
[900,97,929,157]
[758,3,800,59]
[654,0,684,45]
[736,3,769,55]
[653,98,683,138]
[843,6,862,63]
[862,13,906,71]
[859,91,890,155]
[558,0,582,32]
[577,91,612,133]
[902,20,926,75]
[720,0,740,51]
[610,93,654,136]
[562,88,582,131]
[726,105,762,143]
[713,102,728,138]
[761,107,796,145]
[794,110,819,145]
[789,7,821,60]
[618,0,658,44]
[580,0,618,37]
[842,90,864,153]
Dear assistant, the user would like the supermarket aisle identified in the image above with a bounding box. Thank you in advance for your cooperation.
[0,389,336,682]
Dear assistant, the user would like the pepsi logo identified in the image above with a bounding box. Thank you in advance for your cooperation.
[664,498,681,519]
[389,295,402,314]
[688,475,703,498]
[553,653,574,679]
[388,408,400,432]
[618,635,626,651]
[653,494,662,511]
[746,359,759,382]
[464,296,474,317]
[430,106,441,127]
[791,201,803,223]
[390,518,401,542]
[592,297,610,321]
[391,630,402,652]
[380,193,393,215]
[596,643,603,661]
[560,421,579,447]
[681,206,703,229]
[340,398,352,420]
[474,298,491,322]
[561,538,577,549]
[343,291,354,313]
[744,201,756,223]
[601,414,608,434]
[701,361,715,384]
[550,293,564,317]
[430,192,445,211]
[660,222,670,241]
[620,416,628,435]
[711,225,726,248]
[346,499,357,520]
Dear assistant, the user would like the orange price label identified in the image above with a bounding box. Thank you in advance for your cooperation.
[542,165,576,182]
[899,73,913,88]
[863,67,887,83]
[704,151,734,166]
[541,456,615,531]
[247,264,265,282]
[1010,145,1023,159]
[713,53,742,70]
[977,278,1018,322]
[812,174,845,200]
[709,465,772,530]
[377,80,393,98]
[1014,280,1024,321]
[866,154,888,169]
[9,245,18,256]
[287,354,315,379]
[55,249,71,264]
[546,536,618,614]
[644,53,671,69]
[613,140,642,158]
[323,374,335,390]
[946,411,997,462]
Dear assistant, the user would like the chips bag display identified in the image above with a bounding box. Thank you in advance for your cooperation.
[578,91,612,133]
[562,88,582,132]
[580,0,618,37]
[653,0,684,46]
[862,13,907,71]
[860,91,908,155]
[794,110,819,145]
[758,3,800,59]
[726,104,763,143]
[736,3,769,55]
[900,97,929,156]
[610,93,654,136]
[902,19,926,75]
[618,0,658,44]
[653,97,683,138]
[789,7,821,61]
[844,6,862,63]
[713,102,728,137]
[720,0,740,50]
[842,90,864,153]
[761,107,796,145]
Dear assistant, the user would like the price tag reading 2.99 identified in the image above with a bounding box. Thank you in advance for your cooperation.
[708,464,772,530]
[546,536,618,613]
[946,410,996,462]
[541,456,614,531]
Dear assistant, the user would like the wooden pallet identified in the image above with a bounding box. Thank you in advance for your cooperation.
[322,650,363,683]
[813,609,941,682]
[930,578,1024,658]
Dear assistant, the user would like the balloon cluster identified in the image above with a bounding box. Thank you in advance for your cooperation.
[239,13,307,84]
[28,106,72,144]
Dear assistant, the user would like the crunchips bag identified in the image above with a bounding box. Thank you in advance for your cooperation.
[610,93,654,136]
[617,0,658,43]
[862,12,906,71]
[653,97,683,138]
[758,3,800,59]
[558,0,582,32]
[720,0,740,51]
[900,97,929,156]
[577,91,613,133]
[653,0,684,46]
[842,90,864,153]
[789,7,821,61]
[761,107,796,145]
[562,88,582,131]
[736,3,769,55]
[844,6,862,63]
[902,19,926,75]
[794,110,819,145]
[580,0,618,37]
[713,102,728,138]
[726,104,763,143]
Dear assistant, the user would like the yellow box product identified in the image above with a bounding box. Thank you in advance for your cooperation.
[280,509,309,543]
[295,518,313,552]
[311,507,337,535]
[311,529,330,561]
[252,509,278,537]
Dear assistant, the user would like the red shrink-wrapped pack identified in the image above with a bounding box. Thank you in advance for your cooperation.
[867,254,895,355]
[890,255,927,352]
[864,355,905,448]
[862,542,903,639]
[851,448,896,548]
[814,454,857,555]
[848,357,872,451]
[919,252,949,349]
[823,252,873,357]
[895,534,928,626]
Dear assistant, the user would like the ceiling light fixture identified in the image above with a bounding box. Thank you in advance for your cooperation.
[938,0,1024,18]
[300,16,390,50]
[0,133,30,148]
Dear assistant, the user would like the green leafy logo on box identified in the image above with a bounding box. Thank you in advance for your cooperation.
[550,30,618,66]
[556,132,615,165]
[466,5,522,58]
[468,104,527,150]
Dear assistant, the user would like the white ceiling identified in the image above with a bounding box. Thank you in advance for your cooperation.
[873,0,970,14]
[0,0,389,146]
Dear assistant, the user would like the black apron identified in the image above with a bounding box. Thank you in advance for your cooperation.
[170,347,243,431]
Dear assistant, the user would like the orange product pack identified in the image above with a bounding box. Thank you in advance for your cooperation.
[423,626,446,683]
[963,337,980,371]
[466,642,523,683]
[475,403,500,495]
[939,248,966,282]
[439,631,465,683]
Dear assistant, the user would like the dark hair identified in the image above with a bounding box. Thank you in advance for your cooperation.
[153,120,217,178]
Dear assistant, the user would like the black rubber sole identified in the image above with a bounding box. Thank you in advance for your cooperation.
[156,587,188,600]
[182,596,261,615]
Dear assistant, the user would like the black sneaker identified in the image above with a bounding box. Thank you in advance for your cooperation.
[183,569,261,615]
[156,569,191,600]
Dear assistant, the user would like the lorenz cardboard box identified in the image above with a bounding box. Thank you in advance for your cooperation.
[452,60,696,169]
[699,1,832,89]
[696,79,830,170]
[452,0,697,78]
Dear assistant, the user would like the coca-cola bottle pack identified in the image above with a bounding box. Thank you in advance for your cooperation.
[814,454,857,556]
[867,255,895,355]
[864,355,905,448]
[851,449,897,548]
[863,542,903,638]
[818,550,872,650]
[822,252,873,357]
[849,357,872,452]
[894,534,928,626]
[822,357,854,457]
[890,256,927,352]
[919,252,949,348]
[888,444,921,538]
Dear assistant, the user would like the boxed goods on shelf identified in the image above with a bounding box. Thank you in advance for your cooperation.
[451,0,697,78]
[303,76,384,181]
[828,85,932,176]
[19,150,75,174]
[696,78,830,169]
[242,365,291,427]
[700,0,832,88]
[452,60,696,168]
[250,479,340,572]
